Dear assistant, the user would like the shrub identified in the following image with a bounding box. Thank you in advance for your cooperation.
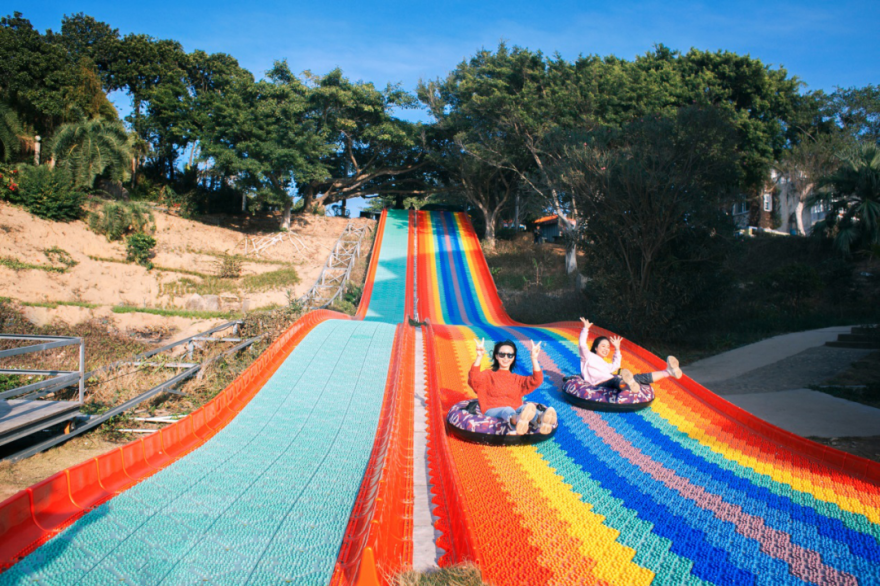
[12,165,84,221]
[125,233,156,268]
[213,254,243,279]
[89,201,156,241]
[758,263,823,314]
[495,227,517,241]
[0,164,19,196]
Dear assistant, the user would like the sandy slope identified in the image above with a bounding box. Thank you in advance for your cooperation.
[0,202,372,340]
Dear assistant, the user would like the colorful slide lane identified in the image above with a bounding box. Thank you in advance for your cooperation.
[417,210,880,586]
[0,210,415,585]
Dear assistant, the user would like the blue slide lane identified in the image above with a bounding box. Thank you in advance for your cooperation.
[363,209,410,323]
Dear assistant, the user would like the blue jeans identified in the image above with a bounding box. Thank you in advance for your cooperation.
[484,404,539,424]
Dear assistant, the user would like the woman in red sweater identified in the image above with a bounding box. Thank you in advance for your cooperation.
[468,338,557,435]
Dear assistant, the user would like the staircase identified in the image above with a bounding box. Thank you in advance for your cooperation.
[825,326,880,349]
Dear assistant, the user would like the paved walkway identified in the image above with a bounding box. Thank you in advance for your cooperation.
[686,326,880,438]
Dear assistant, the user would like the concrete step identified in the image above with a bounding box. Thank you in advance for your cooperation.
[851,326,880,337]
[837,333,880,343]
[825,340,880,349]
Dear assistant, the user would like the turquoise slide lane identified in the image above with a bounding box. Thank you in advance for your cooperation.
[363,209,409,323]
[1,212,412,585]
[2,321,396,585]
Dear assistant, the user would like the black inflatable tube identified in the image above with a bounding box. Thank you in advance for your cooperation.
[561,390,654,412]
[445,419,557,446]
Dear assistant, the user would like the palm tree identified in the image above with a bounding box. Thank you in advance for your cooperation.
[812,143,880,254]
[50,119,132,190]
[0,103,22,163]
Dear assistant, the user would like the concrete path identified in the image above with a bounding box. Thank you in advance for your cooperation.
[686,326,880,438]
[686,326,855,384]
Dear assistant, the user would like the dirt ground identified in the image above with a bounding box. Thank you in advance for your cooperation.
[0,202,372,340]
[0,435,122,502]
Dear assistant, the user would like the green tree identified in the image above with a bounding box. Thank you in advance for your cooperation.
[199,60,329,228]
[0,102,22,162]
[104,32,189,178]
[296,68,427,214]
[0,12,115,135]
[553,106,741,336]
[813,143,880,254]
[419,44,588,265]
[50,118,131,189]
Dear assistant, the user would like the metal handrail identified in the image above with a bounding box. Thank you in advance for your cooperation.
[0,335,84,404]
[301,220,371,310]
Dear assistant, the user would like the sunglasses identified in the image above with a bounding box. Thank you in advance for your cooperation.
[495,352,515,358]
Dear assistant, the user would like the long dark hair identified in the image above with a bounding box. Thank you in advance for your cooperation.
[491,340,518,371]
[590,336,610,354]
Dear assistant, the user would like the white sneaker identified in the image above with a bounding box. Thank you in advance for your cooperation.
[539,407,557,434]
[666,356,683,379]
[516,403,537,435]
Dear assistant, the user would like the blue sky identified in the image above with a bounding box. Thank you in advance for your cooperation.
[22,0,878,100]
[16,1,879,212]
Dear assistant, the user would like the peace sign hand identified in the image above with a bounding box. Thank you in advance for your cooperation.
[475,338,486,358]
[530,340,542,359]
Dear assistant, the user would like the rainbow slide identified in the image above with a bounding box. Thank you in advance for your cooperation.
[0,209,878,585]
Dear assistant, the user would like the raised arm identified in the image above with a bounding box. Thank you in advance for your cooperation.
[609,335,623,371]
[578,318,591,358]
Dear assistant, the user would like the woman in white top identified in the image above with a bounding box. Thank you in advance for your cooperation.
[578,318,682,392]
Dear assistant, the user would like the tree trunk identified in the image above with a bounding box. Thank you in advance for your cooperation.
[297,186,314,215]
[484,206,497,250]
[282,196,292,229]
[796,200,807,236]
[513,192,520,230]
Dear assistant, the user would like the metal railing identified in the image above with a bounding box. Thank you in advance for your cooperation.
[0,335,85,404]
[300,221,372,310]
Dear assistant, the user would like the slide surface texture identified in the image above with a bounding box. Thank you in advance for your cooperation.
[0,210,413,585]
[417,210,880,586]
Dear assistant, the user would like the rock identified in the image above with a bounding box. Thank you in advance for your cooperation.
[184,293,204,310]
[202,295,220,312]
[241,298,251,312]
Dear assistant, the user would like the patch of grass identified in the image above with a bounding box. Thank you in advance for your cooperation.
[393,564,488,586]
[190,249,291,266]
[485,238,571,292]
[240,266,300,290]
[43,247,77,268]
[0,256,67,273]
[20,300,100,309]
[160,266,300,297]
[111,305,238,319]
[90,255,211,278]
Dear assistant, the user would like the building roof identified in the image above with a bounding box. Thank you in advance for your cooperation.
[534,215,558,225]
